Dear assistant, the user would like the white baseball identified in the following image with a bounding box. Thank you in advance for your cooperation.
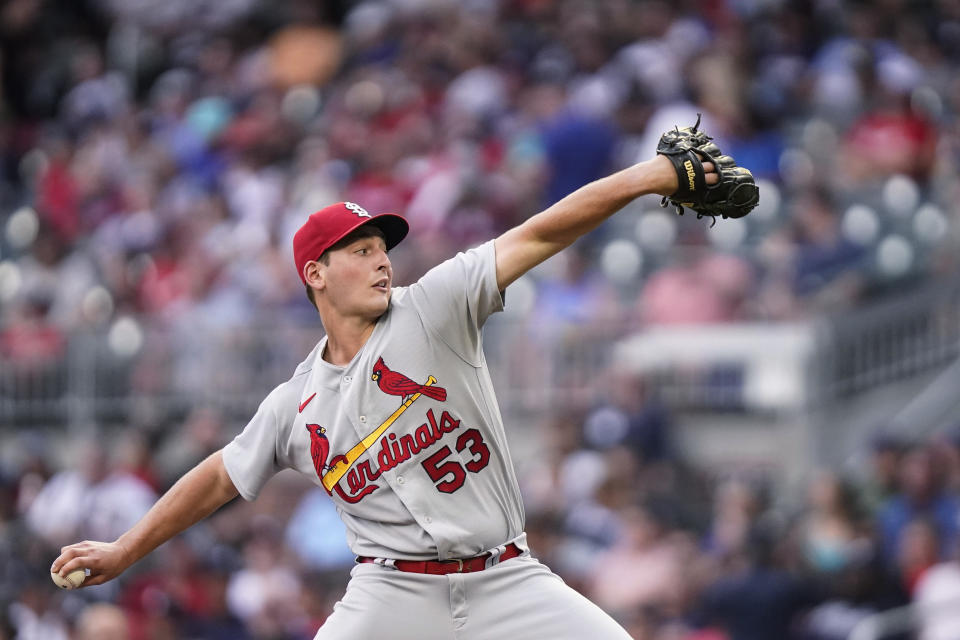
[51,569,86,589]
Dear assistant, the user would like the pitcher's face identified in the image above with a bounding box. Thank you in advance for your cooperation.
[322,234,393,319]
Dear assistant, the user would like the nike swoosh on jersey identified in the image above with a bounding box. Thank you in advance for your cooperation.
[299,392,317,413]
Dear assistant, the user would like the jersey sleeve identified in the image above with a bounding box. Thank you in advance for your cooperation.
[222,383,293,501]
[405,239,504,365]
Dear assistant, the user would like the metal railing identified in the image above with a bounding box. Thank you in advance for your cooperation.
[2,276,960,429]
[816,278,960,400]
[0,322,324,428]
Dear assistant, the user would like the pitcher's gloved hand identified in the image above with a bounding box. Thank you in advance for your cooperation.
[656,114,759,224]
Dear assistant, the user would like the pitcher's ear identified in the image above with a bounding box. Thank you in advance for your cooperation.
[304,260,325,291]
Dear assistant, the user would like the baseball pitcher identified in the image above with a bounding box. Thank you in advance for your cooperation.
[52,120,757,638]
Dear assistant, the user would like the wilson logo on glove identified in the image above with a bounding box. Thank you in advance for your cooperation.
[684,160,696,191]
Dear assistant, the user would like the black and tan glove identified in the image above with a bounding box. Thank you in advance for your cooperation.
[656,114,759,224]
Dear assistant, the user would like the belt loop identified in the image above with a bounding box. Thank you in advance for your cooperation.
[376,558,398,570]
[484,544,506,569]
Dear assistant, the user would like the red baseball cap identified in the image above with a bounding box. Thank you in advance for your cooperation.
[293,202,409,284]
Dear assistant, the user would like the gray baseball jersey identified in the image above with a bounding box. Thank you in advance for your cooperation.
[222,240,526,561]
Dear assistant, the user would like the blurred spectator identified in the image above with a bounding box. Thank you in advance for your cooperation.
[639,253,753,325]
[25,434,156,548]
[914,540,960,640]
[24,436,107,548]
[523,509,568,578]
[799,471,869,576]
[555,447,639,588]
[297,570,352,638]
[928,430,960,496]
[34,133,81,243]
[517,413,584,516]
[226,522,304,638]
[7,573,68,640]
[14,227,99,328]
[74,603,129,640]
[876,446,960,564]
[539,88,618,207]
[702,478,763,562]
[0,295,65,374]
[111,430,161,494]
[800,554,894,640]
[533,245,619,328]
[84,460,157,543]
[840,53,937,183]
[894,517,941,596]
[179,562,251,640]
[695,521,817,640]
[857,435,907,518]
[583,367,672,462]
[587,503,688,621]
[788,187,866,306]
[60,42,129,133]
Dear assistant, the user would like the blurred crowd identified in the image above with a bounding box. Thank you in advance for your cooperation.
[4,0,960,638]
[2,0,960,346]
[6,402,960,639]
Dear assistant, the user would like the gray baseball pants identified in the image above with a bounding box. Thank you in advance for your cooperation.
[313,555,632,639]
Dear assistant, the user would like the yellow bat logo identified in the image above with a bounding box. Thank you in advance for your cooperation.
[321,376,439,492]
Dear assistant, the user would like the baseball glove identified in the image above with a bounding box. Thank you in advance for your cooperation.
[656,114,759,224]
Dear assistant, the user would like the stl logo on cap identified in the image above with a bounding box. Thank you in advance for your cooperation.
[344,202,371,219]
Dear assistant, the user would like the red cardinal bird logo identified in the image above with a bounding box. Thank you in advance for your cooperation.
[305,423,347,478]
[307,424,346,479]
[306,424,330,477]
[371,357,447,403]
[305,423,347,487]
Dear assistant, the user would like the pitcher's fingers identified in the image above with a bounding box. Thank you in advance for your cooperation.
[59,554,94,577]
[703,162,720,185]
[52,546,82,574]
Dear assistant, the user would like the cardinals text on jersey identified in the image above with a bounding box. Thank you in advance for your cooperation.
[305,356,490,502]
